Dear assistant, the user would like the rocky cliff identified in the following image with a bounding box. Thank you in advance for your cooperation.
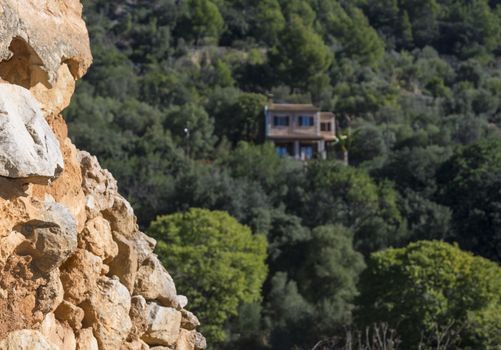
[0,1,205,349]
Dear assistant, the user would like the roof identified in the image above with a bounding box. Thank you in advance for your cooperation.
[319,112,335,118]
[267,103,319,113]
[267,134,337,141]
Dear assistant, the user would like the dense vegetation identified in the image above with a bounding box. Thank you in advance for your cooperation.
[148,209,268,343]
[67,0,501,348]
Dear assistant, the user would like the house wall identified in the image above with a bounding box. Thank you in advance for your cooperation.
[319,114,337,141]
[266,111,320,138]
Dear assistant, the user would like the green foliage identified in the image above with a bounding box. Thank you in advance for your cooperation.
[266,225,365,350]
[437,138,501,262]
[210,93,268,143]
[148,209,268,344]
[164,103,216,159]
[299,225,365,325]
[254,0,285,45]
[323,4,385,66]
[294,161,406,254]
[67,1,501,348]
[357,241,501,349]
[270,15,332,89]
[179,0,224,44]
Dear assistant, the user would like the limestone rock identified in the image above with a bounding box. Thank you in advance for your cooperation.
[76,328,98,350]
[0,0,92,111]
[0,84,63,180]
[0,230,25,269]
[134,255,178,308]
[131,231,156,264]
[177,295,188,309]
[103,195,137,238]
[176,329,195,350]
[129,295,149,339]
[40,313,77,350]
[120,340,150,350]
[0,330,58,350]
[81,277,132,349]
[109,234,138,292]
[36,268,64,314]
[175,330,206,350]
[79,151,117,217]
[55,300,85,330]
[193,332,207,350]
[0,2,203,348]
[141,303,182,347]
[60,249,103,305]
[18,201,77,272]
[180,309,200,331]
[79,215,118,262]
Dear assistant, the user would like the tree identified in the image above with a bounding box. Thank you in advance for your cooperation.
[325,5,385,66]
[436,138,501,262]
[164,104,216,159]
[299,225,365,326]
[293,161,406,254]
[265,225,365,350]
[179,0,224,44]
[217,93,268,143]
[222,142,286,192]
[349,124,387,165]
[148,209,268,344]
[270,15,332,89]
[356,241,501,349]
[253,0,285,45]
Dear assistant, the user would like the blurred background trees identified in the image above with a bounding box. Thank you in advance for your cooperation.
[68,0,501,348]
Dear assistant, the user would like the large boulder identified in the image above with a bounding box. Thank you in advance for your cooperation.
[78,151,117,218]
[76,328,99,350]
[81,277,132,349]
[129,295,149,340]
[108,234,138,292]
[40,313,77,350]
[0,330,58,350]
[79,215,118,263]
[55,300,85,330]
[0,84,63,180]
[103,194,138,239]
[176,329,207,350]
[180,309,200,331]
[133,255,178,308]
[141,303,182,347]
[60,249,104,305]
[36,268,64,314]
[17,201,77,272]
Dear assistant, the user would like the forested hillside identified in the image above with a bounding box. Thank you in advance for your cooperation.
[67,1,501,349]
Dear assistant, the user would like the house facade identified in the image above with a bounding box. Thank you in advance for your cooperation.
[264,102,337,160]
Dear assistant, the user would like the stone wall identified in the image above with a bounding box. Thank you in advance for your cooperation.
[0,1,205,349]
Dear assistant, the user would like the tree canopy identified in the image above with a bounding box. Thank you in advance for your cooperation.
[68,0,501,348]
[357,241,501,349]
[148,209,268,344]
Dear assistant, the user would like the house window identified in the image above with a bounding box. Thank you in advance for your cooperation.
[298,116,314,127]
[276,145,289,157]
[273,116,289,126]
[300,145,314,160]
[321,122,332,131]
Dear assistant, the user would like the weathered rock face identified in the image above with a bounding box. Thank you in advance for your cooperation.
[0,1,205,349]
[0,84,64,180]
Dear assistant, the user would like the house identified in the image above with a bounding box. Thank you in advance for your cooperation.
[264,101,337,160]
